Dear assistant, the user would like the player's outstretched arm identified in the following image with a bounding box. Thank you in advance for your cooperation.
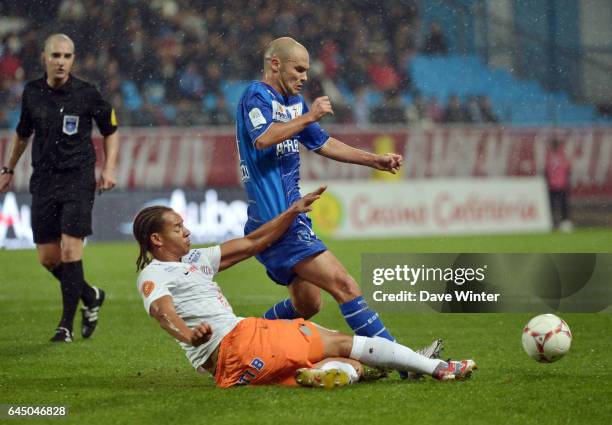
[0,134,30,193]
[317,137,403,174]
[218,186,326,271]
[255,96,333,150]
[150,295,212,346]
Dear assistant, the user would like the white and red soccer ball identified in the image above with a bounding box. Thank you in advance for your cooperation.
[522,314,572,363]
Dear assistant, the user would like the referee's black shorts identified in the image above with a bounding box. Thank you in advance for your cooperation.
[30,168,96,244]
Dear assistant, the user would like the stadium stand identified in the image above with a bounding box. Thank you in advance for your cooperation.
[0,0,609,127]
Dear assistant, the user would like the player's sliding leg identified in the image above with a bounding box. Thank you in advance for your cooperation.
[350,336,476,381]
[309,322,444,381]
[317,328,477,381]
[356,338,445,381]
[407,338,445,379]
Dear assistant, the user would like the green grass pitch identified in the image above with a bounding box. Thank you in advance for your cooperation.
[1,229,611,425]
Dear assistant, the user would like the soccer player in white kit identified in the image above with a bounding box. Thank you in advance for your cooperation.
[133,187,476,388]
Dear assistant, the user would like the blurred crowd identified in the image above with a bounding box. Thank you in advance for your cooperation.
[0,0,496,128]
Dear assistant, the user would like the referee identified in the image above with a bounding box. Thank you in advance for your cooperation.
[0,34,119,342]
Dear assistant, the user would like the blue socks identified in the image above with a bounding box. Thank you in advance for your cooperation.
[340,295,395,341]
[263,298,300,320]
[263,296,395,344]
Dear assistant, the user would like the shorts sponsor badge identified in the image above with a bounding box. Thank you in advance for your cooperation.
[248,108,266,129]
[142,280,155,298]
[63,115,79,135]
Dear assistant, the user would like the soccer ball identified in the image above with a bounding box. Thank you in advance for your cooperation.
[521,314,572,363]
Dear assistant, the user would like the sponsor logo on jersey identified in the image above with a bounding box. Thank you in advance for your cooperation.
[63,115,79,135]
[142,280,155,298]
[272,101,302,122]
[276,138,300,156]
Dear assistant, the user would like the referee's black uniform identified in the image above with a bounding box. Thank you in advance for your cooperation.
[16,74,117,243]
[15,73,117,342]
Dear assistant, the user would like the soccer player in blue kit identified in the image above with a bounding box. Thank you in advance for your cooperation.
[235,37,404,347]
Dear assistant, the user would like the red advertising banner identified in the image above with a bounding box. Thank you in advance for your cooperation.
[1,127,611,196]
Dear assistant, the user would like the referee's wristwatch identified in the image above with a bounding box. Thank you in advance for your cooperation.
[1,166,14,175]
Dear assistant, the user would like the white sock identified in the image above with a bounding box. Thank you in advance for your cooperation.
[320,361,359,384]
[349,336,444,375]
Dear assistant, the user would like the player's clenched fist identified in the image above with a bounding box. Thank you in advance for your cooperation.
[189,322,213,346]
[309,96,334,121]
[374,153,404,174]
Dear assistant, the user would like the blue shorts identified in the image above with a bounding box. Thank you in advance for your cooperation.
[245,214,327,286]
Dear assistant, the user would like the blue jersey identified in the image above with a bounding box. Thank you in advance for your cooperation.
[236,81,329,228]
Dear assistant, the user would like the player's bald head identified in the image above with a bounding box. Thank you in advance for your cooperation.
[263,37,308,69]
[43,34,75,54]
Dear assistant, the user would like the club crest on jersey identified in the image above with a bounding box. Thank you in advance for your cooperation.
[141,281,155,298]
[63,115,79,135]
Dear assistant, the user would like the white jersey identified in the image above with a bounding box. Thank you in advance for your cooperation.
[136,246,243,369]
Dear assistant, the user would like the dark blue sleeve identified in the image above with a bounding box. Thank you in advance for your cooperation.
[298,100,329,151]
[243,90,273,144]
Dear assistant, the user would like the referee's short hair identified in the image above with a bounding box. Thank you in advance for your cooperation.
[43,33,74,53]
